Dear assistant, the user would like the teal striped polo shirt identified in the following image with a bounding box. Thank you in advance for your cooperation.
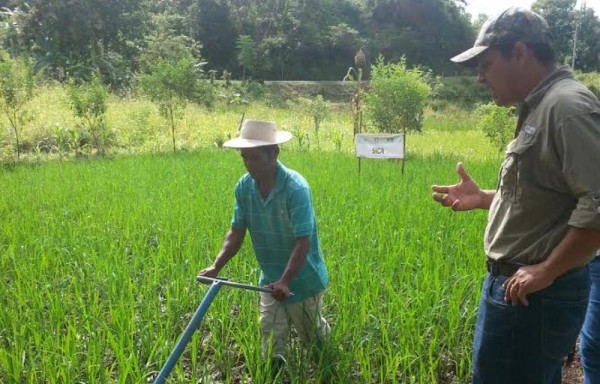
[232,161,328,303]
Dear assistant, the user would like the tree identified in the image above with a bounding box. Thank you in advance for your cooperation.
[139,12,201,70]
[139,13,206,152]
[532,0,577,64]
[364,56,432,134]
[368,0,475,75]
[262,34,292,80]
[472,13,488,33]
[225,0,370,80]
[140,59,200,152]
[4,0,149,85]
[572,6,600,71]
[308,95,329,137]
[191,0,237,73]
[236,35,258,81]
[0,51,36,160]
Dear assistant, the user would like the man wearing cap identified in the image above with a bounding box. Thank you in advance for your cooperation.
[431,7,600,384]
[198,119,330,373]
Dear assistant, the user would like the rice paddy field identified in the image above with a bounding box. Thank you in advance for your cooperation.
[0,89,506,383]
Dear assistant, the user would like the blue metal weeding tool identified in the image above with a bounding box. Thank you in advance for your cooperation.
[153,276,272,384]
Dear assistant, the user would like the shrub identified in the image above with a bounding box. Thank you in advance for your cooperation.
[475,102,516,152]
[364,56,431,133]
[67,74,110,155]
[574,71,600,99]
[433,76,492,109]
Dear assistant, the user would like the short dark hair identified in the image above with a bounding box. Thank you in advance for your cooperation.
[495,42,556,64]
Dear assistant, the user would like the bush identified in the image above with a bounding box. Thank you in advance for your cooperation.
[475,102,516,152]
[433,76,492,109]
[67,74,110,155]
[574,71,600,99]
[193,81,217,108]
[364,56,431,133]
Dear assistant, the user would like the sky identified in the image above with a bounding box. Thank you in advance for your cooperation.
[464,0,600,19]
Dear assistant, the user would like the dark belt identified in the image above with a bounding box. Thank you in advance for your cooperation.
[486,258,588,279]
[486,259,522,277]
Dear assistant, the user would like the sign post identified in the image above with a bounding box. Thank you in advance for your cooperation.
[355,133,405,174]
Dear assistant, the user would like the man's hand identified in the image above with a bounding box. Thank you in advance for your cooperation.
[267,280,292,301]
[197,265,219,282]
[432,162,489,211]
[503,264,554,306]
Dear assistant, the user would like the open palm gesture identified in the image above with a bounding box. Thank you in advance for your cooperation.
[432,163,489,211]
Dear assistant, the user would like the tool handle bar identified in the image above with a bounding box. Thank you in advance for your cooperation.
[196,276,273,294]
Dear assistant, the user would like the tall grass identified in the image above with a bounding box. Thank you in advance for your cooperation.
[1,145,501,382]
[1,84,496,161]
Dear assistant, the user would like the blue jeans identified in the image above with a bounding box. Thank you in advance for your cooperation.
[581,256,600,384]
[472,268,590,384]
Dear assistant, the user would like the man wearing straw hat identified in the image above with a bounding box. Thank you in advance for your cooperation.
[198,119,330,373]
[432,7,600,384]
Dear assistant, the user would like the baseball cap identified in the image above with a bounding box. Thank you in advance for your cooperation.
[451,7,551,66]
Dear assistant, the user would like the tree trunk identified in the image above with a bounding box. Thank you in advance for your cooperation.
[9,111,20,160]
[170,106,176,152]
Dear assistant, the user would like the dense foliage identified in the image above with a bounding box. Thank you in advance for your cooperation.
[1,0,474,84]
[365,56,432,133]
[0,0,598,86]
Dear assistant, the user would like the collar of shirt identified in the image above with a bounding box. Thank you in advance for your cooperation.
[251,161,288,206]
[515,65,573,136]
[524,65,573,110]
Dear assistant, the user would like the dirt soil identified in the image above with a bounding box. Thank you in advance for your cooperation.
[562,347,584,384]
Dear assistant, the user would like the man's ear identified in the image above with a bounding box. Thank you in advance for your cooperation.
[512,42,530,64]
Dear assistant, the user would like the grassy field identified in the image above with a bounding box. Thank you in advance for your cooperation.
[0,85,498,162]
[0,89,507,383]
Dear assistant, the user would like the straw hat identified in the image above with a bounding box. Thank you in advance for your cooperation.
[223,120,292,148]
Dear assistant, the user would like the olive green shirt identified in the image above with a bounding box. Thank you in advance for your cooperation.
[485,66,600,265]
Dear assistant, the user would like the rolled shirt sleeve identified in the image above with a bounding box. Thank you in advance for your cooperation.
[557,113,600,229]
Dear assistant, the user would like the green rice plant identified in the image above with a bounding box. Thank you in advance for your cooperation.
[0,146,501,383]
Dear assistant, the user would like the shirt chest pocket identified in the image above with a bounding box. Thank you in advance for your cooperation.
[499,131,537,204]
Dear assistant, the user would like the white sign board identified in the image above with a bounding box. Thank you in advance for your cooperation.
[355,133,404,159]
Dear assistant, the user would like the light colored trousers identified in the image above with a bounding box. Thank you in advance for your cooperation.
[259,290,330,358]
